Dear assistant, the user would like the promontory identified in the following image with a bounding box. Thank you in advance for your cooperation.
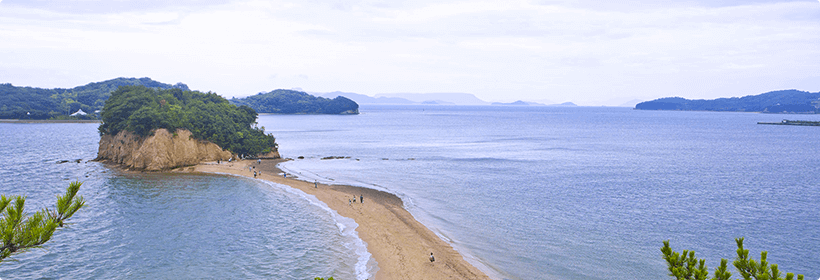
[95,85,279,171]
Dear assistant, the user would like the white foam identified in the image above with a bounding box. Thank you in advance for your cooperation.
[208,172,378,280]
[277,160,508,280]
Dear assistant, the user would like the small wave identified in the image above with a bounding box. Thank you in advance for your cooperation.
[209,172,377,280]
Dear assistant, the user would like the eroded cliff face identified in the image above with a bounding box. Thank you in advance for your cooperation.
[97,129,232,171]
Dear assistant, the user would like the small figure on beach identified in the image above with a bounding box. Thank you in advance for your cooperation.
[257,159,261,164]
[249,166,252,172]
[284,173,287,178]
[348,199,351,206]
[217,160,220,164]
[315,181,318,188]
[429,252,435,262]
[253,171,257,178]
[360,194,363,204]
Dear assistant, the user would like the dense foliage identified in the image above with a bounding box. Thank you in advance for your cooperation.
[0,77,188,119]
[99,85,277,156]
[636,90,820,113]
[230,89,359,114]
[1,181,84,262]
[661,238,804,280]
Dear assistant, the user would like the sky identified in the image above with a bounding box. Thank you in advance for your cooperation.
[1,0,819,105]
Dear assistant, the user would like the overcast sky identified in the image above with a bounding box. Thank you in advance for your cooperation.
[1,0,819,105]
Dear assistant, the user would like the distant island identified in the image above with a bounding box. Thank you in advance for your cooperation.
[0,77,188,119]
[230,89,359,115]
[635,89,820,113]
[96,85,278,170]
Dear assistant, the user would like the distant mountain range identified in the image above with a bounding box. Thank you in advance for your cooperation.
[318,91,584,106]
[635,89,820,114]
[318,91,488,105]
[491,100,577,106]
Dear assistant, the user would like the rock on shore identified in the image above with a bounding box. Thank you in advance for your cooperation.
[96,129,232,171]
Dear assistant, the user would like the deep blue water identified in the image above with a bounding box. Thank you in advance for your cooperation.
[0,124,366,279]
[262,105,820,280]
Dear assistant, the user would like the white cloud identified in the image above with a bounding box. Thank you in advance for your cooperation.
[1,0,818,104]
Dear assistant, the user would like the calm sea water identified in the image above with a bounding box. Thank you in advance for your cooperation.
[0,124,369,279]
[260,105,820,280]
[2,106,819,280]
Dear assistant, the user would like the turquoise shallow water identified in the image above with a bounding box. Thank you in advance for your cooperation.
[0,123,367,279]
[262,105,820,280]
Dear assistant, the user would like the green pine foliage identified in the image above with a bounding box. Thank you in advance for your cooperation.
[230,89,359,114]
[0,181,85,262]
[99,85,277,156]
[661,238,804,280]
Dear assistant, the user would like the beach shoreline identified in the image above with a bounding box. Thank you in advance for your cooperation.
[179,159,492,280]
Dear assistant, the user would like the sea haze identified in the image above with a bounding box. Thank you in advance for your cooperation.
[266,105,820,280]
[0,124,364,279]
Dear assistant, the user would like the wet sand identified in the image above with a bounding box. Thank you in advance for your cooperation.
[181,159,491,280]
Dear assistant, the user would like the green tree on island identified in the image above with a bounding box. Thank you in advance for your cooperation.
[1,181,85,263]
[99,85,277,156]
[661,238,804,280]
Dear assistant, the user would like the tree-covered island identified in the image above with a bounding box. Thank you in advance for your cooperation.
[636,89,820,113]
[99,85,277,157]
[230,89,359,115]
[0,77,188,119]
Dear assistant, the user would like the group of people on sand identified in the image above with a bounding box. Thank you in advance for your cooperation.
[348,194,364,206]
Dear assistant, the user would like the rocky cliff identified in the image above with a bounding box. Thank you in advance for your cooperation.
[97,129,233,171]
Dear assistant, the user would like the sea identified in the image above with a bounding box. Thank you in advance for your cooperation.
[1,105,820,279]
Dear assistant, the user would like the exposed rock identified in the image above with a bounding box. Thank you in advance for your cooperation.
[96,129,233,171]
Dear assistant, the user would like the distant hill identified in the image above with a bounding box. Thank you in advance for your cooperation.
[618,99,643,108]
[493,100,537,106]
[231,89,359,114]
[635,90,820,113]
[0,77,188,119]
[374,92,489,105]
[319,91,415,104]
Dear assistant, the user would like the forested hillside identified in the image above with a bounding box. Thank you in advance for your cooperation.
[99,85,277,156]
[0,77,188,119]
[635,90,820,113]
[230,89,359,114]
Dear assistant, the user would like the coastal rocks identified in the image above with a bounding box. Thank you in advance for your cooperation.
[96,129,232,171]
[257,150,282,159]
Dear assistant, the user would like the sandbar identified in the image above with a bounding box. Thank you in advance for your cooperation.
[181,159,492,280]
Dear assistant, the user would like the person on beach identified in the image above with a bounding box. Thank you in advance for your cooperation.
[314,181,318,188]
[429,252,435,262]
[257,159,261,164]
[360,194,363,203]
[253,171,257,178]
[348,199,351,206]
[249,166,252,172]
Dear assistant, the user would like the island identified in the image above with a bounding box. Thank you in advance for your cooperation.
[0,77,188,120]
[230,89,359,115]
[95,85,279,170]
[635,89,820,113]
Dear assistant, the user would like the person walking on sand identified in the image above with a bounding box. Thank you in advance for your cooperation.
[257,158,261,164]
[429,252,435,262]
[360,194,363,204]
[314,181,317,188]
[348,199,351,206]
[253,171,257,178]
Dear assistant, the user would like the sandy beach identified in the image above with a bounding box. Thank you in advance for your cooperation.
[181,159,491,280]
